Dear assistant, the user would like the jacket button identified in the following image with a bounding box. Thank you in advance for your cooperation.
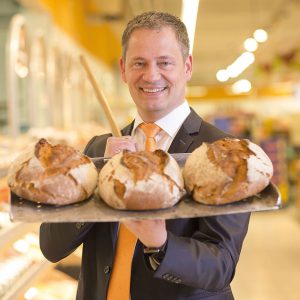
[104,266,110,274]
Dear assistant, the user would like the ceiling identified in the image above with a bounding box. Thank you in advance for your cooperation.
[191,0,300,87]
[86,0,300,88]
[18,0,300,90]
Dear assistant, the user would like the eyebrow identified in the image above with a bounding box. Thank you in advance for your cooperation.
[157,56,174,60]
[130,57,145,61]
[130,55,175,61]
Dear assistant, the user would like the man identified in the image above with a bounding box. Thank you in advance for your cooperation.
[40,11,250,300]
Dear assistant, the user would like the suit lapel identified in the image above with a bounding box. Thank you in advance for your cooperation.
[120,109,203,153]
[168,126,193,153]
[121,122,134,136]
[168,108,203,153]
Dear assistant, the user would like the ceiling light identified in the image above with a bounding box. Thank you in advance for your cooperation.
[232,79,252,94]
[254,29,268,43]
[216,69,229,82]
[181,0,199,54]
[225,52,255,79]
[227,64,240,78]
[244,38,258,52]
[240,52,255,66]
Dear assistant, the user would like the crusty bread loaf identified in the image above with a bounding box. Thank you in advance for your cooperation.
[98,150,185,210]
[183,138,273,205]
[8,138,98,205]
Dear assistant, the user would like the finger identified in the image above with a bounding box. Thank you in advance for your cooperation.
[104,137,137,156]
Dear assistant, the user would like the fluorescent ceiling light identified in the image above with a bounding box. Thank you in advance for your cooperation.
[239,52,255,66]
[227,64,241,78]
[224,52,255,79]
[254,29,268,43]
[216,69,229,82]
[244,38,258,52]
[181,0,199,54]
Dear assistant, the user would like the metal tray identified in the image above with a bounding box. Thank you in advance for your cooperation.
[9,183,281,222]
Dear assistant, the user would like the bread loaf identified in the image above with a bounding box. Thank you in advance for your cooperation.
[8,138,98,205]
[183,138,273,205]
[98,150,185,210]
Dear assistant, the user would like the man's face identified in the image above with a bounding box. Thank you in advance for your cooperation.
[120,27,192,122]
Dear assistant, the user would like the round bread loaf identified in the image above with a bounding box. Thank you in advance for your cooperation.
[8,138,98,205]
[183,138,273,205]
[98,150,185,210]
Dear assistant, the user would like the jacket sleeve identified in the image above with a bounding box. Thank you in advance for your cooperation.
[154,212,250,291]
[39,222,94,263]
[39,134,110,263]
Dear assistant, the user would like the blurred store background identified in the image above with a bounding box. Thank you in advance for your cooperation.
[0,0,300,299]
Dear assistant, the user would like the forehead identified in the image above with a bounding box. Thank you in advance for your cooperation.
[125,27,182,59]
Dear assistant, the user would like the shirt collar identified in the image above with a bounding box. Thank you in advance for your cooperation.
[132,101,191,138]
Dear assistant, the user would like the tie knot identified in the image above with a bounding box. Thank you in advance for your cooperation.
[139,123,161,138]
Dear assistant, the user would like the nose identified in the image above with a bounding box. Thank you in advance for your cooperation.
[142,63,161,82]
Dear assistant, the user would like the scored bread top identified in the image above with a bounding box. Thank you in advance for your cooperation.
[183,138,273,204]
[8,138,98,205]
[113,150,172,200]
[34,138,90,176]
[206,138,254,201]
[98,150,185,210]
[207,138,254,179]
[121,150,169,182]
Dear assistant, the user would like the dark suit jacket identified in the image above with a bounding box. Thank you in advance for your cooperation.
[40,109,250,300]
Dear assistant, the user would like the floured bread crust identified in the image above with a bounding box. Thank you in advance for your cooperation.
[183,138,273,205]
[98,150,185,210]
[8,139,98,205]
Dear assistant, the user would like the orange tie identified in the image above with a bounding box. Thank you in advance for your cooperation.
[107,123,160,300]
[139,123,161,151]
[107,224,137,300]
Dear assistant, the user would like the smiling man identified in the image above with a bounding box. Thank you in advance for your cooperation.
[120,25,192,122]
[40,11,250,300]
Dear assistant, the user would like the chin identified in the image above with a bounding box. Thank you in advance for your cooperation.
[144,104,168,114]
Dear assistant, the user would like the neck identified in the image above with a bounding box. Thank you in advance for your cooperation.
[139,102,185,123]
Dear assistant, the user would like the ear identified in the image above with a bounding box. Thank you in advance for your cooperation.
[119,58,127,83]
[185,54,193,81]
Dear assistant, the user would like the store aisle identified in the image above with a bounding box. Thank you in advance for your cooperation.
[232,207,300,300]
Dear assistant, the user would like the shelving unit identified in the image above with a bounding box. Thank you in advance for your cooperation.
[2,259,53,300]
[0,213,79,300]
[0,214,56,299]
[0,222,36,251]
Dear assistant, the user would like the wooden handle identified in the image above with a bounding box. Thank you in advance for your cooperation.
[79,55,122,137]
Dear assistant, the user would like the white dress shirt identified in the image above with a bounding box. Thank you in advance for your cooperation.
[132,101,191,151]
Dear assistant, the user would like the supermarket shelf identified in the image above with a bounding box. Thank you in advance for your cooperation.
[0,218,54,300]
[1,259,54,300]
[0,222,37,251]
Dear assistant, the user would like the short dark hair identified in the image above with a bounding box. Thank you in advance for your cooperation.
[122,11,190,60]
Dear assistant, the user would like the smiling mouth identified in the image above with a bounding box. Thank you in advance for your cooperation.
[141,87,167,93]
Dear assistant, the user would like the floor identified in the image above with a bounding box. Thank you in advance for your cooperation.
[231,206,300,300]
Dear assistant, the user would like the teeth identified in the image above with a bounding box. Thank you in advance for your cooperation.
[143,88,165,93]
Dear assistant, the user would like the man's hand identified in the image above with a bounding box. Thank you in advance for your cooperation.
[104,136,138,157]
[123,219,167,248]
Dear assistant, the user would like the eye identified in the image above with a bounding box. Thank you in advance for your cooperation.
[159,61,173,68]
[133,61,144,68]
